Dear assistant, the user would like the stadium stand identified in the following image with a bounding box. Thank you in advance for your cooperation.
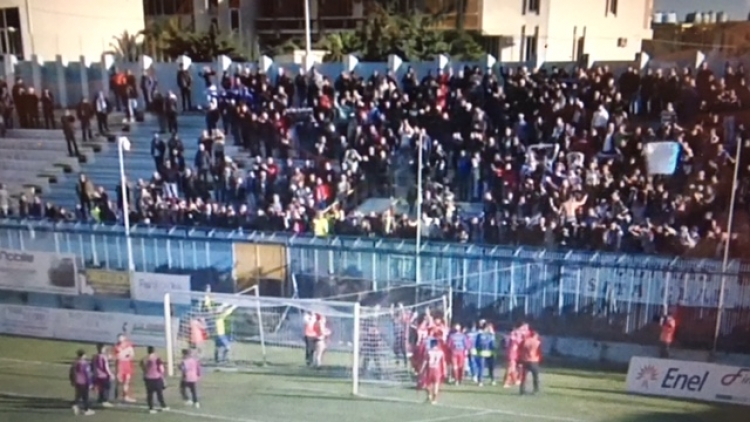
[1,61,750,331]
[4,63,747,260]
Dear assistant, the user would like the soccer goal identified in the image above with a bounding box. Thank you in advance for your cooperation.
[164,290,448,396]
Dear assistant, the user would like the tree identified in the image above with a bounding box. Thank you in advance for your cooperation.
[163,24,246,62]
[141,18,182,61]
[315,32,362,62]
[268,38,302,58]
[108,31,143,62]
[353,3,485,62]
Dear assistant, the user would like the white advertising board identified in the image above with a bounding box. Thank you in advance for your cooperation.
[0,249,79,294]
[131,272,191,304]
[626,356,750,406]
[0,304,177,348]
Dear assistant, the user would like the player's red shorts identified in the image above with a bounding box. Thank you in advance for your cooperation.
[426,368,442,385]
[451,352,466,368]
[116,363,133,383]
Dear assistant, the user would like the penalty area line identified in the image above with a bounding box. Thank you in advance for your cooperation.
[0,358,283,422]
[404,410,494,422]
[0,390,268,422]
[357,393,588,422]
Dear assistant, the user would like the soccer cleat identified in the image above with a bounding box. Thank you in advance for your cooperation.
[72,405,80,415]
[478,382,484,387]
[149,409,158,414]
[162,407,170,411]
[194,403,200,409]
[124,397,136,403]
[84,410,96,416]
[491,381,497,386]
[184,400,193,406]
[101,402,114,408]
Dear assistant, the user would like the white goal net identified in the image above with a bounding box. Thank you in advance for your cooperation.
[164,290,448,396]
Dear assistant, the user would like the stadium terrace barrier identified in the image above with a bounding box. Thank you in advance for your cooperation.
[0,219,749,354]
[0,48,735,109]
[0,303,178,348]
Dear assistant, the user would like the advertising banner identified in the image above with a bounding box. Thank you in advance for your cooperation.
[131,272,191,304]
[84,269,131,297]
[626,356,750,406]
[0,304,177,348]
[0,249,79,294]
[0,305,54,338]
[233,243,287,292]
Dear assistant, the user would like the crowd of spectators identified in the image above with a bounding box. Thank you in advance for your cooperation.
[4,59,750,260]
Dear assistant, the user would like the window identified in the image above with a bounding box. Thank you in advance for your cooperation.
[526,0,541,14]
[524,31,538,61]
[143,0,193,16]
[607,0,618,15]
[0,7,22,58]
[230,8,240,32]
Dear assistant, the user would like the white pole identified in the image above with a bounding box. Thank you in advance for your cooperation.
[712,137,742,355]
[351,302,361,396]
[415,134,424,285]
[254,284,267,365]
[118,137,135,272]
[303,0,312,58]
[164,293,174,377]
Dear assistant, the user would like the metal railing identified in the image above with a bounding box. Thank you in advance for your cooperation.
[1,219,749,352]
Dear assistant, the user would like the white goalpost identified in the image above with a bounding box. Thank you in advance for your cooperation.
[163,290,449,397]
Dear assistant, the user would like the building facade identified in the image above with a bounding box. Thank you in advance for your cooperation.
[0,0,144,60]
[142,0,653,62]
[480,0,654,62]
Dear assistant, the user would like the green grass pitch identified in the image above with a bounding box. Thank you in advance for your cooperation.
[0,335,745,422]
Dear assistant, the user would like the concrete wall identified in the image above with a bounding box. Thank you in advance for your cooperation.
[0,0,144,61]
[480,0,653,62]
[546,336,750,367]
[0,48,728,109]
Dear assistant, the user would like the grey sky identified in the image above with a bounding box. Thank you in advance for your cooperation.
[655,0,749,20]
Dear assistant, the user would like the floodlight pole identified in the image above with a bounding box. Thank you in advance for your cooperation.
[304,0,312,58]
[118,137,135,272]
[712,136,742,355]
[415,135,424,285]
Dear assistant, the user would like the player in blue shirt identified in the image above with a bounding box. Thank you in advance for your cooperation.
[475,320,496,386]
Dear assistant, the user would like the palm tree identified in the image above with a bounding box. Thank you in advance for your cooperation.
[108,31,143,62]
[315,31,362,62]
[141,18,182,61]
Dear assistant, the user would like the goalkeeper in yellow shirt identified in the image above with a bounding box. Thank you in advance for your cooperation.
[202,289,237,363]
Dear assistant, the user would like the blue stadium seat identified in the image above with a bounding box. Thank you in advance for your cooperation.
[72,295,97,311]
[0,290,25,305]
[96,297,134,314]
[27,292,60,308]
[134,301,164,316]
[172,304,191,317]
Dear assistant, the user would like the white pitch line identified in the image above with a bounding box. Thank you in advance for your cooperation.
[0,357,588,422]
[0,358,279,422]
[364,394,588,422]
[289,383,588,422]
[404,410,493,422]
